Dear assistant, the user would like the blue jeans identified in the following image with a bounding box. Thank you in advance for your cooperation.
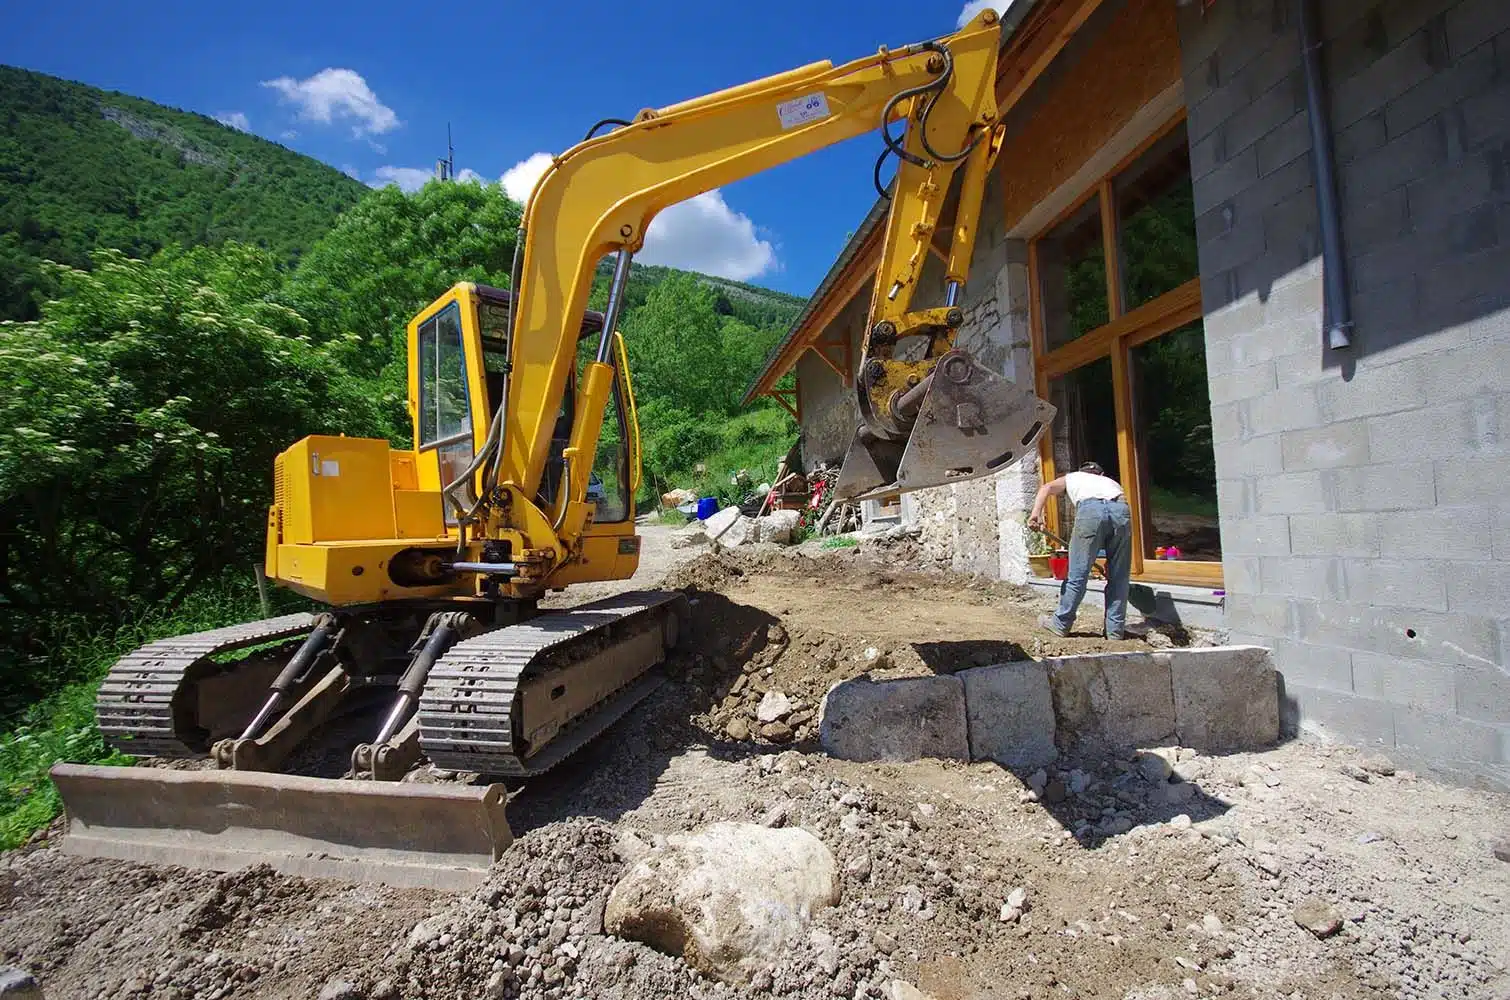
[1053,498,1132,636]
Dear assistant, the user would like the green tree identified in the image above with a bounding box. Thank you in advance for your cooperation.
[281,180,522,439]
[0,244,378,715]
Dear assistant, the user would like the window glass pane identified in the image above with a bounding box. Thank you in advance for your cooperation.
[590,378,632,524]
[1116,124,1198,311]
[438,441,473,527]
[435,304,471,440]
[417,318,438,445]
[1037,198,1107,352]
[1131,321,1220,561]
[1046,357,1120,532]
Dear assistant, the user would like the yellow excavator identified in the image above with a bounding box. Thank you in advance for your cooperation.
[52,8,1054,889]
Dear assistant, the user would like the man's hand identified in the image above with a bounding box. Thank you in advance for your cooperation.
[1028,514,1044,531]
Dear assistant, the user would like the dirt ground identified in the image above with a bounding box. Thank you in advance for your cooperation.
[3,523,1509,1000]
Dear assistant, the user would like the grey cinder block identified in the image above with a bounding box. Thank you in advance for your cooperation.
[818,675,968,762]
[1169,646,1280,752]
[960,662,1057,770]
[1047,652,1176,750]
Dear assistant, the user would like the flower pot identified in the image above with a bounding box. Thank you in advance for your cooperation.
[1028,554,1052,578]
[1049,555,1069,580]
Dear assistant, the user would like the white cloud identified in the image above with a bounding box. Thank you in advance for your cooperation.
[956,0,1014,28]
[340,164,360,179]
[215,111,250,131]
[371,166,433,193]
[261,68,399,137]
[639,191,777,281]
[280,129,299,141]
[498,154,776,280]
[456,168,486,184]
[500,152,553,204]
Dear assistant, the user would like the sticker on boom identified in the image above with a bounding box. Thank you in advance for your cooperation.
[777,92,830,129]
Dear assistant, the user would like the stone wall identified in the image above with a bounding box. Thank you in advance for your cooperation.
[795,292,867,471]
[1177,0,1510,789]
[899,168,1042,582]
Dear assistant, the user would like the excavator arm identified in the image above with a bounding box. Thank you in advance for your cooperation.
[475,6,1053,564]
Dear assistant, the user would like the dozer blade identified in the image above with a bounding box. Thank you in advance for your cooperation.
[51,763,511,891]
[837,350,1056,500]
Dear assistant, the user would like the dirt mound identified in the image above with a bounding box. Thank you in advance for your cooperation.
[664,547,1151,748]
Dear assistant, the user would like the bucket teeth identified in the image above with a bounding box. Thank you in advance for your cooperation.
[837,351,1056,500]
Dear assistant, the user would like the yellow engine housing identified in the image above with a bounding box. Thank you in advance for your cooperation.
[265,435,461,605]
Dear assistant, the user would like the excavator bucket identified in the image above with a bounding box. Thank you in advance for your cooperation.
[50,763,511,891]
[836,351,1056,500]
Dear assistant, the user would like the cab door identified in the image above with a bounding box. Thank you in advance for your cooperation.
[409,291,487,529]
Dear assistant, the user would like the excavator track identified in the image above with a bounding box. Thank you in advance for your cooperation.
[418,591,686,777]
[95,613,318,758]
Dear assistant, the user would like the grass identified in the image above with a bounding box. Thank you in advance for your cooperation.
[0,573,305,849]
[820,535,860,550]
[678,407,796,503]
[649,507,689,526]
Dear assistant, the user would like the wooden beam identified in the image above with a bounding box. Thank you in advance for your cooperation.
[1037,277,1202,378]
[995,0,1108,114]
[805,343,847,381]
[767,389,798,421]
[747,226,882,399]
[1098,179,1124,322]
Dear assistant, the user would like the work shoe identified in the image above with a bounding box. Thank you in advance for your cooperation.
[1038,614,1068,637]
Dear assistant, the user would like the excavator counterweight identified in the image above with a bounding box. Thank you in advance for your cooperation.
[55,7,1053,888]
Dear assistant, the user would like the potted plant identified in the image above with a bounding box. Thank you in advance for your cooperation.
[1024,527,1061,578]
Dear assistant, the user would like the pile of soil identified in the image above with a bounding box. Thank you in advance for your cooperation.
[664,547,1176,747]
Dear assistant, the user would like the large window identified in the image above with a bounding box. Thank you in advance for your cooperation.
[1030,116,1220,585]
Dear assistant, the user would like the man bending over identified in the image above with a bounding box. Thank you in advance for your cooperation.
[1028,462,1132,640]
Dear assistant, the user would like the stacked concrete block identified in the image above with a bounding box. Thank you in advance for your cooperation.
[1177,0,1510,789]
[819,647,1280,765]
[817,675,969,762]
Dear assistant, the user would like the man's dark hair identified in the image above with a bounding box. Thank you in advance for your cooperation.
[1079,462,1104,476]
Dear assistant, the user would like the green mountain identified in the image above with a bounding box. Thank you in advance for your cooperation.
[592,258,804,332]
[0,65,370,320]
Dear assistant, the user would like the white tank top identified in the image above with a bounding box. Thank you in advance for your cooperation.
[1065,471,1125,505]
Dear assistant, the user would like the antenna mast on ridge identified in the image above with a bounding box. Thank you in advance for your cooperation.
[435,123,456,181]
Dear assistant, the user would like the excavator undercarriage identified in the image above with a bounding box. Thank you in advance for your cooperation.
[55,592,686,888]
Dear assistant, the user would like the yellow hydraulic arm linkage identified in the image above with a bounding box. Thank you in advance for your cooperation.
[492,5,1053,549]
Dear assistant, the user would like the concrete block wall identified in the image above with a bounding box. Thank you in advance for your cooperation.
[1177,0,1510,789]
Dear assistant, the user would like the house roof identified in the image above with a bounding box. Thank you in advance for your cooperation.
[742,0,1104,406]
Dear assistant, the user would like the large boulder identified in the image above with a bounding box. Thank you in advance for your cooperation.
[1048,651,1176,751]
[1169,646,1278,751]
[605,822,839,984]
[704,506,754,549]
[753,509,801,544]
[0,967,42,1000]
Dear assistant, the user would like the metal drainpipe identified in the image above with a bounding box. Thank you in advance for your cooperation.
[1296,0,1353,349]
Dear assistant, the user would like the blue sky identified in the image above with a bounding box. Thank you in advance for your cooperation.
[3,1,1007,296]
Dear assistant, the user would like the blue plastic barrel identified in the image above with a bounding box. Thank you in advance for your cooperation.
[696,497,719,521]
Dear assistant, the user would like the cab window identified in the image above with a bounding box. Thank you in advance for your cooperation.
[590,377,632,524]
[418,303,471,447]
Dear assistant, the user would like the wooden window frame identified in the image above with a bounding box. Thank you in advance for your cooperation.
[1027,110,1220,589]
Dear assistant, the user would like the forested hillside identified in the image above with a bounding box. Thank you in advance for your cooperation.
[0,66,370,320]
